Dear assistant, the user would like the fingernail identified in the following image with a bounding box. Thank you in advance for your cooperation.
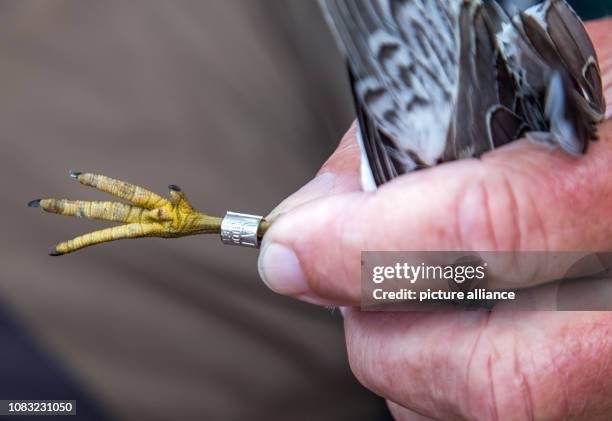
[267,172,336,220]
[258,243,308,295]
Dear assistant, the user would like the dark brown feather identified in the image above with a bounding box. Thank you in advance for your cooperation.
[546,0,605,114]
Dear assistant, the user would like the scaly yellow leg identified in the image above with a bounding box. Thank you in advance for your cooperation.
[28,171,269,256]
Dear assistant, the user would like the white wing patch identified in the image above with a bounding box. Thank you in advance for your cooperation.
[356,125,378,192]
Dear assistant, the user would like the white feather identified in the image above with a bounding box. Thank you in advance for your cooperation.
[356,126,378,192]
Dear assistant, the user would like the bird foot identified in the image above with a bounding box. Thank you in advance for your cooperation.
[29,171,226,256]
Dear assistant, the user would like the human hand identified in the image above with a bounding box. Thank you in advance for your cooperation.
[258,19,612,420]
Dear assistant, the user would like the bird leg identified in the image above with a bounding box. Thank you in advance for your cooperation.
[28,171,270,256]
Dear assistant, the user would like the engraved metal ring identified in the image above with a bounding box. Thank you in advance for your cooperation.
[220,211,264,248]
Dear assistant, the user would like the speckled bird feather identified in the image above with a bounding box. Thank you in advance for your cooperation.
[319,0,606,191]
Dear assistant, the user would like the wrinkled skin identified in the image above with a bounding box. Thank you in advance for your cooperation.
[258,19,612,420]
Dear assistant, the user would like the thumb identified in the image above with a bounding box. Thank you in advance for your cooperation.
[256,124,364,305]
[256,159,472,305]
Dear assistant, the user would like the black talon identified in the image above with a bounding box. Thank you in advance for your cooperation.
[69,170,82,179]
[168,184,181,192]
[28,199,41,208]
[48,247,64,257]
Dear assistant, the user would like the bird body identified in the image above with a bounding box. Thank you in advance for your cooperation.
[319,0,606,190]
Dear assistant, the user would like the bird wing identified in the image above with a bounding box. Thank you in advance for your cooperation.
[319,0,513,187]
[518,0,605,154]
[496,0,605,155]
[319,0,463,178]
[447,2,524,159]
[321,0,605,189]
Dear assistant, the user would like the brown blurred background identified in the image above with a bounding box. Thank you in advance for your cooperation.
[0,1,390,420]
